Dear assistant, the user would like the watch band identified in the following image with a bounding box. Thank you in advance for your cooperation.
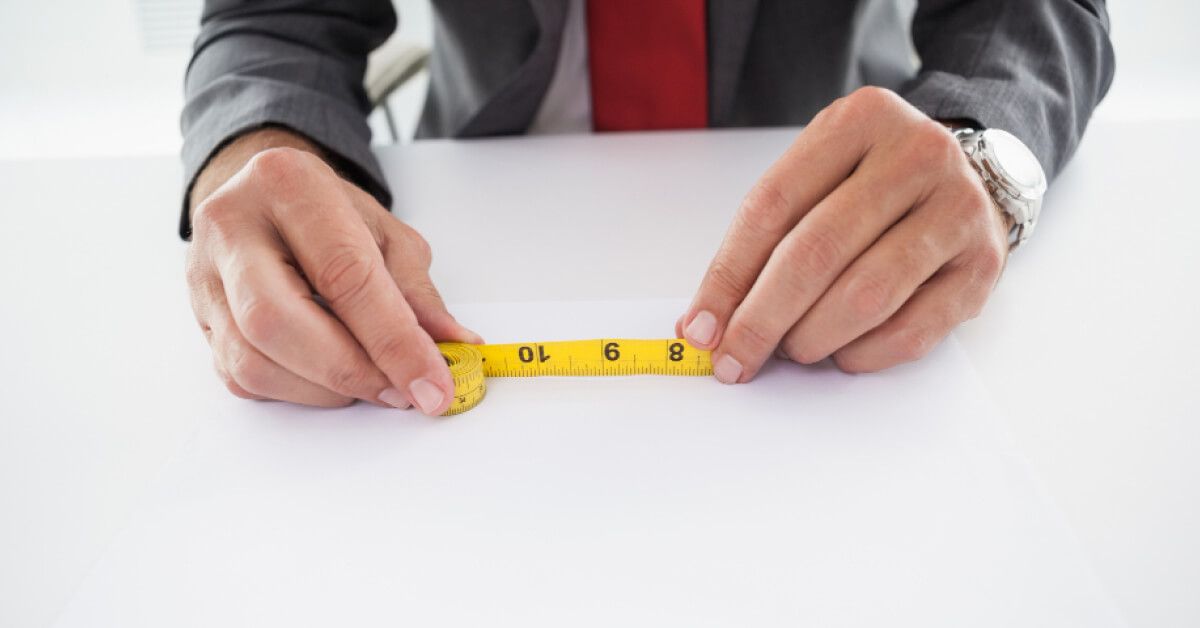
[952,128,1045,251]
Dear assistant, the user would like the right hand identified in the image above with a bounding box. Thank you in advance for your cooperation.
[185,129,480,415]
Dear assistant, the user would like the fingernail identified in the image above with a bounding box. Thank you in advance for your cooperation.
[714,354,743,384]
[409,378,445,415]
[684,310,718,346]
[378,387,411,409]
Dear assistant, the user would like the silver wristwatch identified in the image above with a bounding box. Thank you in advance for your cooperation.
[953,128,1047,251]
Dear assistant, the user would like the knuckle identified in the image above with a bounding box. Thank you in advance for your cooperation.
[366,333,417,372]
[704,256,753,301]
[955,183,992,220]
[212,362,244,396]
[327,396,358,409]
[845,272,895,323]
[783,336,825,366]
[911,225,945,261]
[831,351,871,374]
[737,180,793,236]
[324,362,376,397]
[184,251,205,286]
[777,338,800,362]
[938,184,995,244]
[963,299,987,322]
[313,246,379,307]
[190,194,239,241]
[383,221,433,270]
[810,97,847,128]
[184,251,215,293]
[406,278,445,308]
[968,200,1005,249]
[893,325,938,363]
[821,96,860,128]
[971,245,1006,285]
[912,120,960,165]
[237,298,283,347]
[223,379,258,400]
[782,226,843,278]
[225,343,270,395]
[245,146,317,191]
[794,349,824,365]
[847,86,901,115]
[813,87,905,142]
[407,230,433,268]
[726,318,776,358]
[958,251,1004,321]
[187,280,221,329]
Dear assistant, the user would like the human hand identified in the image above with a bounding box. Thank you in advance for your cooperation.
[677,87,1009,382]
[186,129,480,414]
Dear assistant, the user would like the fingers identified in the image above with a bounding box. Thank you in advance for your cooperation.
[196,190,398,407]
[204,283,358,408]
[708,145,936,382]
[827,253,1001,373]
[347,183,481,344]
[376,217,483,344]
[190,146,468,414]
[820,158,1006,374]
[678,93,878,351]
[252,149,455,415]
[680,86,984,383]
[777,189,974,365]
[215,242,401,404]
[680,89,943,377]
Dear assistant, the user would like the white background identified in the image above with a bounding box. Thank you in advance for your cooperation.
[1,2,1198,628]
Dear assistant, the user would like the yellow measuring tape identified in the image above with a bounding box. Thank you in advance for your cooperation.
[437,339,713,415]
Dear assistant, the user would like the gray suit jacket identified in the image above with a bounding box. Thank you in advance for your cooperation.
[180,0,1114,238]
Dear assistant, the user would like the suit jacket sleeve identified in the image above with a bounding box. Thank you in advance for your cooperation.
[901,0,1115,180]
[179,0,397,238]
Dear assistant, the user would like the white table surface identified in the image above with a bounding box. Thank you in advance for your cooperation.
[1,120,1197,627]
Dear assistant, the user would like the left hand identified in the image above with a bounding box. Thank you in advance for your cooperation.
[677,86,1010,382]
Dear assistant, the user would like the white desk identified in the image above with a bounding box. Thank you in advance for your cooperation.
[1,120,1197,627]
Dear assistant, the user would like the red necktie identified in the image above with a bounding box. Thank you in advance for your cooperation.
[586,0,709,131]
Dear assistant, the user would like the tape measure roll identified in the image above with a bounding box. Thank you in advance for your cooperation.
[437,338,713,415]
[438,342,489,416]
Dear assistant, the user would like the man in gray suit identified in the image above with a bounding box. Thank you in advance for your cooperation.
[181,0,1114,415]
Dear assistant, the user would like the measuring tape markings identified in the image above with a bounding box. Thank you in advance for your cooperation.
[438,338,713,415]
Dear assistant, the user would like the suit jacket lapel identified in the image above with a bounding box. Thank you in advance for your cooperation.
[707,0,760,125]
[459,0,568,137]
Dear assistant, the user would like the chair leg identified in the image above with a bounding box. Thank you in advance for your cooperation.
[382,97,400,143]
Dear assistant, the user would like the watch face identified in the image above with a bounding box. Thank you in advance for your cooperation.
[985,130,1047,197]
